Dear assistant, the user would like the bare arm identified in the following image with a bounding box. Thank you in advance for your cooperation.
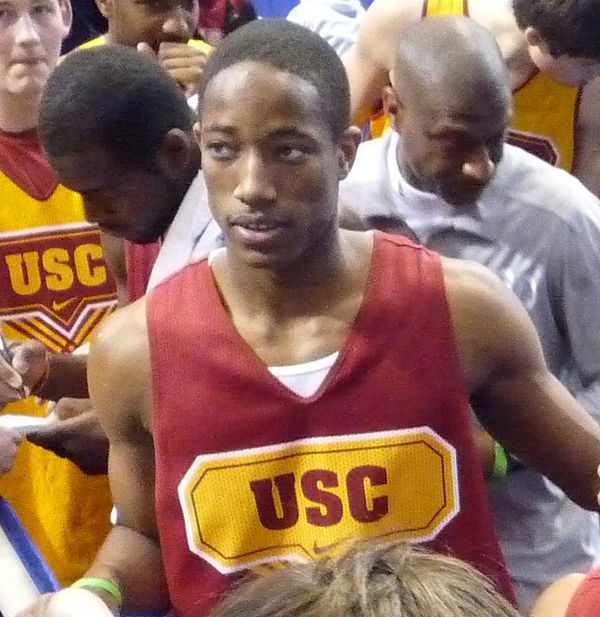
[0,341,88,404]
[343,0,422,126]
[444,258,600,510]
[83,299,169,615]
[573,78,600,195]
[16,300,167,617]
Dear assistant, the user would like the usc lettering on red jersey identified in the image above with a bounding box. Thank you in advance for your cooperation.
[178,428,458,573]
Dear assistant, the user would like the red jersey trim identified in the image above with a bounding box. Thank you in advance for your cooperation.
[0,130,59,200]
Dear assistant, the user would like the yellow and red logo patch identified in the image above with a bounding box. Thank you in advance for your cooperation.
[178,428,459,573]
[0,223,117,351]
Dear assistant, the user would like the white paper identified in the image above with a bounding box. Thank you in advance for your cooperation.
[0,415,48,434]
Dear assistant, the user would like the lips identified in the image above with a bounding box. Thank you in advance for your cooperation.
[11,57,45,66]
[230,215,288,249]
[237,220,279,232]
[231,213,287,230]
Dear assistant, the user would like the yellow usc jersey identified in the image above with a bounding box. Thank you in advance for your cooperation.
[0,168,116,585]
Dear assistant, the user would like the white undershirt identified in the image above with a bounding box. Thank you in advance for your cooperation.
[269,351,339,397]
[208,249,339,397]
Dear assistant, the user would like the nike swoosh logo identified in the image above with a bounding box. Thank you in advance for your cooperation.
[313,538,344,555]
[52,298,77,311]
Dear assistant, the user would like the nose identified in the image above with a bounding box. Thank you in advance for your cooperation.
[162,7,195,40]
[233,152,277,206]
[462,146,495,185]
[14,13,41,46]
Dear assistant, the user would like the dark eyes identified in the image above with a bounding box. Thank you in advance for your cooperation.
[204,142,310,164]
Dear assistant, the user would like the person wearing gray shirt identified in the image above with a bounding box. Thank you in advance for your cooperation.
[339,16,600,612]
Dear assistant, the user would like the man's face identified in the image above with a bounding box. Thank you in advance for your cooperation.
[103,0,198,49]
[48,146,184,243]
[0,0,70,97]
[393,80,510,207]
[198,61,349,269]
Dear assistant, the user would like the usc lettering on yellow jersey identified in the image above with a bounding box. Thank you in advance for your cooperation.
[0,223,115,351]
[0,166,116,585]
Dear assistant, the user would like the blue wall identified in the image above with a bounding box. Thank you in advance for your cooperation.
[253,0,374,19]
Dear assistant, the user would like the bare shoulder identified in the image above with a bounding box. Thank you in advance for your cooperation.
[441,257,545,391]
[90,298,149,368]
[345,0,423,124]
[530,573,586,617]
[468,0,526,72]
[350,0,422,66]
[88,298,152,437]
[441,256,512,308]
[468,0,518,37]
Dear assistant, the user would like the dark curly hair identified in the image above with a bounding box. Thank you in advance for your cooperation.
[513,0,600,59]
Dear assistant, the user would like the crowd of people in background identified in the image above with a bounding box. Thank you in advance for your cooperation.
[1,1,600,617]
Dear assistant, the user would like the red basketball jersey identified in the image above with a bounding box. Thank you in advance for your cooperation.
[147,232,514,616]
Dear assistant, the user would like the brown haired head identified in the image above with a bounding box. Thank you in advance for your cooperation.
[209,541,521,617]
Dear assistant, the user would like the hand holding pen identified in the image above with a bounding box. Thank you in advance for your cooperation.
[0,333,46,403]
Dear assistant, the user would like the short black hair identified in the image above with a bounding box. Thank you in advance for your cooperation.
[223,0,257,36]
[39,45,194,168]
[513,0,600,59]
[198,18,350,139]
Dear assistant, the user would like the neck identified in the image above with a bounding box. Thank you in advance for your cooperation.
[0,92,40,133]
[103,29,123,47]
[221,224,349,320]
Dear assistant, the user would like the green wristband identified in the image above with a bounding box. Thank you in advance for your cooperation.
[492,442,508,479]
[71,577,122,605]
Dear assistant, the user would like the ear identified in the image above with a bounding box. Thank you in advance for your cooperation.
[382,85,404,130]
[157,129,195,179]
[59,0,73,39]
[524,26,553,57]
[524,26,543,48]
[95,0,113,19]
[336,126,362,180]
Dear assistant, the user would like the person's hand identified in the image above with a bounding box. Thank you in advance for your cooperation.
[0,426,23,475]
[16,587,116,616]
[15,592,54,617]
[137,41,208,97]
[26,399,109,475]
[0,340,48,407]
[44,396,93,421]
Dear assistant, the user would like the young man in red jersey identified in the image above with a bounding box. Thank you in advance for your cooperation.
[19,19,600,617]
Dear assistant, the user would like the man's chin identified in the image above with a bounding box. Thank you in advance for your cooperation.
[441,187,483,208]
[101,226,159,244]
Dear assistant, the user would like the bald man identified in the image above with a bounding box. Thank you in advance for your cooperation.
[339,15,600,611]
[344,0,600,193]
